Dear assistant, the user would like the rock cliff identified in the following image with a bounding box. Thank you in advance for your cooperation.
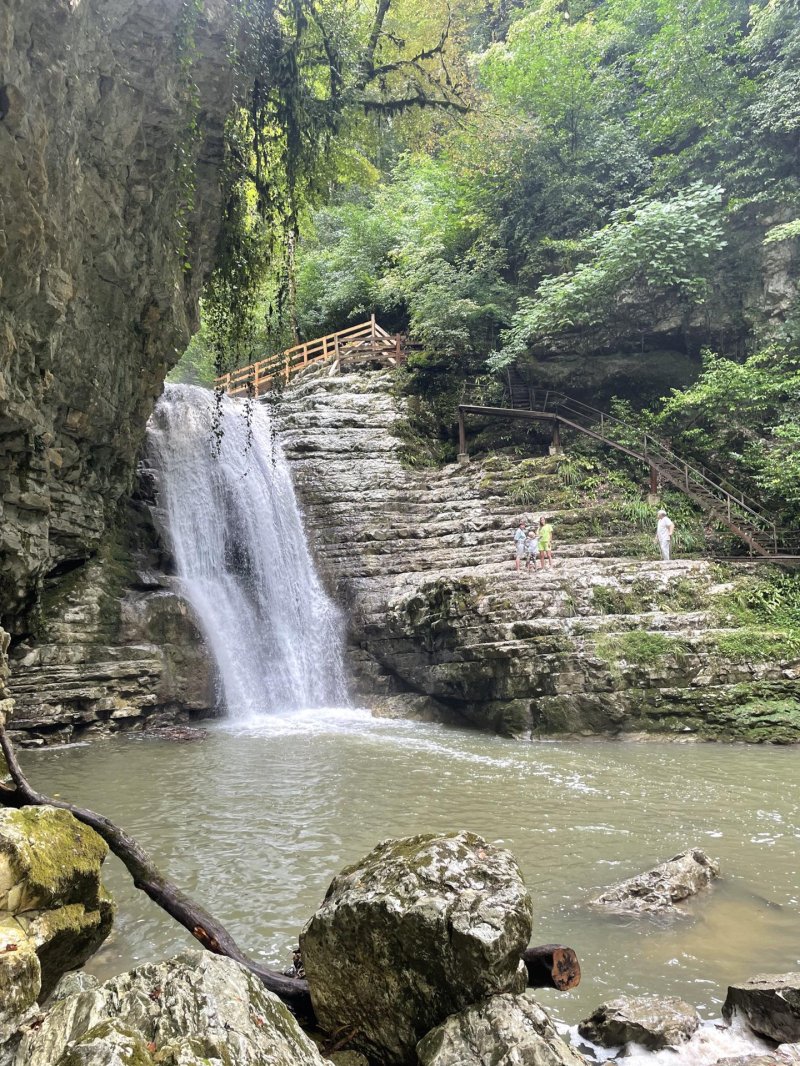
[275,367,800,741]
[0,0,236,729]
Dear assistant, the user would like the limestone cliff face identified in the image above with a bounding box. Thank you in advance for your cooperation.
[0,0,235,723]
[275,368,800,743]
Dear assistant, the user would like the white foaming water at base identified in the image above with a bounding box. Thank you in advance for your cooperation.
[147,384,347,719]
[570,1016,783,1065]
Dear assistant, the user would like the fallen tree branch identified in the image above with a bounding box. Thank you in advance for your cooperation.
[0,724,314,1019]
[0,724,581,1020]
[523,944,581,991]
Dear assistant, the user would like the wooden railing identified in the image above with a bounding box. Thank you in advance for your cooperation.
[215,316,402,398]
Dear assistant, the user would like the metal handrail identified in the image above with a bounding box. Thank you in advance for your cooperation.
[493,372,800,553]
[518,385,779,541]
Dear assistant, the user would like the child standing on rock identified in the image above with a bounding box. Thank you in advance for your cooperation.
[525,528,540,571]
[513,520,527,572]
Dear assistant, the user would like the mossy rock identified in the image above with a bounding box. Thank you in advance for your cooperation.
[53,1021,155,1066]
[0,806,114,999]
[0,806,109,912]
[0,920,40,1043]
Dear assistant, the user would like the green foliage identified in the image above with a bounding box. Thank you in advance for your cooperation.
[508,479,541,505]
[167,320,217,386]
[717,569,800,632]
[203,0,469,376]
[657,345,800,522]
[764,219,800,244]
[595,630,686,663]
[712,627,800,661]
[490,184,727,365]
[187,0,799,530]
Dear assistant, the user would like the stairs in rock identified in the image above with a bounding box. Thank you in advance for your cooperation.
[272,368,800,742]
[455,369,799,561]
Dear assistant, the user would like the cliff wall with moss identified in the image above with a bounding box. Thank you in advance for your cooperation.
[0,0,236,730]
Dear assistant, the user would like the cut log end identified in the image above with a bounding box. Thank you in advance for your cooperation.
[523,944,581,991]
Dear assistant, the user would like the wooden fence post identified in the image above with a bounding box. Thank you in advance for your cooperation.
[458,407,467,457]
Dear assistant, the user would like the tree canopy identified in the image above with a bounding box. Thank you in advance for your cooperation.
[172,0,800,522]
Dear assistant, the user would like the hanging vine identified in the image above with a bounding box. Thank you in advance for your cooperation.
[204,0,468,392]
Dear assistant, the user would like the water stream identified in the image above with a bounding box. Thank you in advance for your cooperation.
[41,385,797,1060]
[23,718,800,1040]
[146,385,347,717]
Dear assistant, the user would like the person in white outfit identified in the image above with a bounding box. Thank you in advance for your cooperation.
[656,509,675,560]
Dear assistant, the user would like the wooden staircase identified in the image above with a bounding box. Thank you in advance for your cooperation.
[458,370,799,559]
[215,316,404,399]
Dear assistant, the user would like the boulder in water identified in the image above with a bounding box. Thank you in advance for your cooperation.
[578,994,700,1050]
[0,805,113,1021]
[589,848,720,914]
[12,950,327,1066]
[417,992,586,1066]
[300,830,533,1065]
[723,973,800,1043]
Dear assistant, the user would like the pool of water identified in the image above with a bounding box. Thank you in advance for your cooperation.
[21,710,800,1026]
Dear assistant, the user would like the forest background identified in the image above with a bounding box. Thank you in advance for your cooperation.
[173,0,800,530]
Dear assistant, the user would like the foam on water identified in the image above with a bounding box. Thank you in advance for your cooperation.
[146,385,348,719]
[571,1015,781,1065]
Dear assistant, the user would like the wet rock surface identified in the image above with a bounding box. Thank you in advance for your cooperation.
[0,806,113,1042]
[578,993,700,1050]
[417,992,586,1066]
[7,530,214,745]
[9,951,327,1066]
[590,848,720,914]
[275,369,800,742]
[723,974,800,1044]
[0,0,235,735]
[300,830,533,1065]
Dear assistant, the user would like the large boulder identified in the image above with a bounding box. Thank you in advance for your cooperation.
[0,805,114,1026]
[300,831,534,1065]
[590,848,720,915]
[723,974,800,1043]
[11,950,327,1066]
[578,994,700,1051]
[417,993,586,1066]
[0,924,40,1045]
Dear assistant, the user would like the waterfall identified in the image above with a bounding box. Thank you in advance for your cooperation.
[146,383,348,719]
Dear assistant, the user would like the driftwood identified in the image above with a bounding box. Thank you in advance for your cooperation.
[0,725,314,1018]
[523,944,581,991]
[0,724,582,1023]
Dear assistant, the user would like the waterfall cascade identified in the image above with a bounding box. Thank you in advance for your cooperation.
[146,384,348,719]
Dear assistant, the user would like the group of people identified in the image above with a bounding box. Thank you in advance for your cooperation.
[513,516,554,572]
[512,508,675,569]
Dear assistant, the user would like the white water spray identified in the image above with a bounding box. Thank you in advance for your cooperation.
[146,384,348,719]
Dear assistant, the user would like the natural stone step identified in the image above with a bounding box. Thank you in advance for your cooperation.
[270,368,800,743]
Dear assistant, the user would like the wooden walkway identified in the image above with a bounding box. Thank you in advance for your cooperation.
[215,316,404,398]
[459,374,799,560]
